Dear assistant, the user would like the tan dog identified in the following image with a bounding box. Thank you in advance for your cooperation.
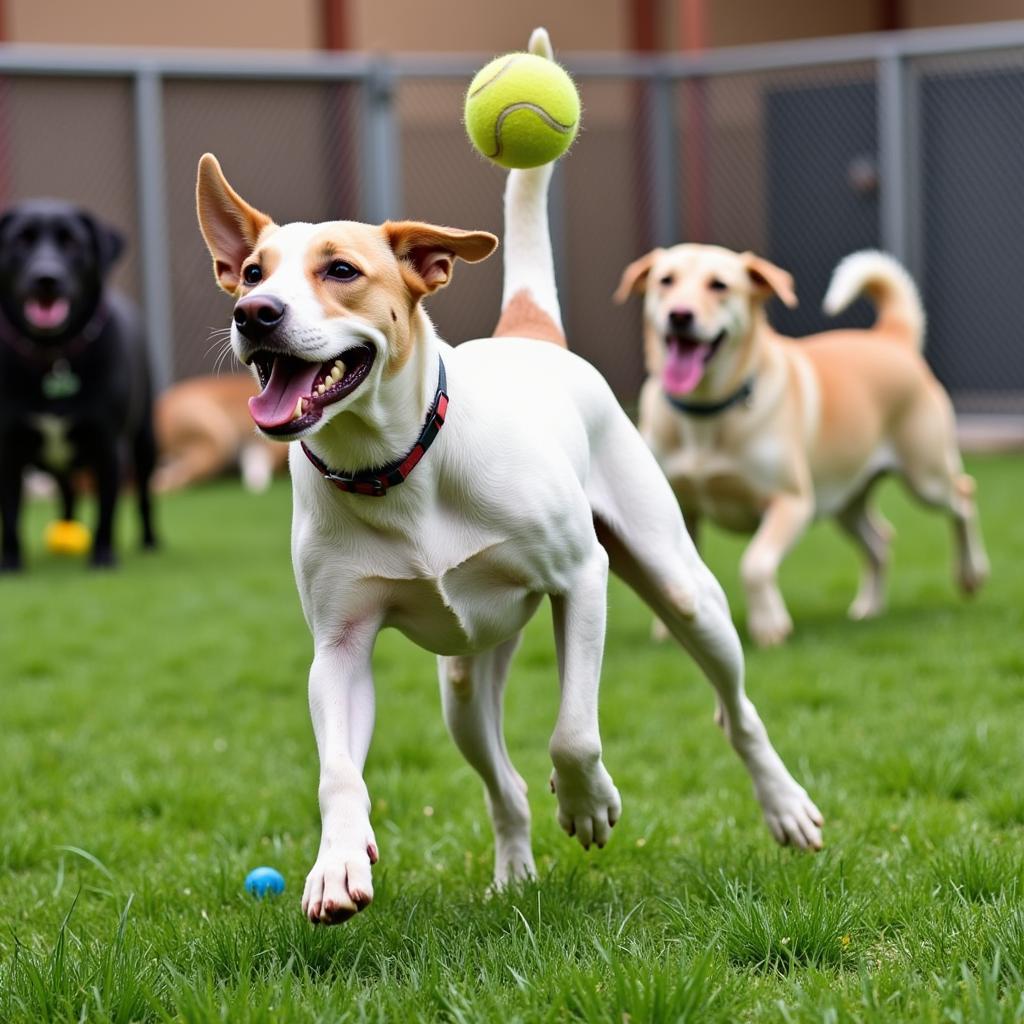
[154,374,288,493]
[615,245,989,647]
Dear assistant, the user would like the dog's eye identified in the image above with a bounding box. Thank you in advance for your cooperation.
[54,227,74,250]
[242,265,262,285]
[326,260,360,282]
[709,278,728,292]
[659,274,674,287]
[17,227,38,247]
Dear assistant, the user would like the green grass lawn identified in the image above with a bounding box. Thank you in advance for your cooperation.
[2,455,1023,1022]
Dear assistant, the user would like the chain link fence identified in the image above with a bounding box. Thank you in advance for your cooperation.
[1,23,1023,416]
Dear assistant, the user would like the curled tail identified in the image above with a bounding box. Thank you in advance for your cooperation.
[493,27,567,348]
[822,249,925,350]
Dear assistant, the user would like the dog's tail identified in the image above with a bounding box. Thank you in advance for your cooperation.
[492,27,568,348]
[822,249,925,350]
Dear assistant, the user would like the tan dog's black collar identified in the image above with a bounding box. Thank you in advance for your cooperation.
[664,376,755,417]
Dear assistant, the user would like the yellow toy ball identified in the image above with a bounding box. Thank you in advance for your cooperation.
[44,520,92,557]
[464,52,580,169]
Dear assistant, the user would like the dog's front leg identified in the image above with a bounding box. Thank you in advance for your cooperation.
[90,431,121,567]
[741,492,813,647]
[549,546,622,849]
[0,448,24,571]
[302,629,379,925]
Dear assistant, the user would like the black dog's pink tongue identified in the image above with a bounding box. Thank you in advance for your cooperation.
[248,356,321,430]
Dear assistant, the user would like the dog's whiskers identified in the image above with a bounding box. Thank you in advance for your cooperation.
[204,327,239,376]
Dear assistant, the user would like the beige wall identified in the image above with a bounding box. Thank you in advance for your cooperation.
[5,0,1024,52]
[671,0,879,49]
[906,0,1024,28]
[7,0,320,48]
[349,0,629,52]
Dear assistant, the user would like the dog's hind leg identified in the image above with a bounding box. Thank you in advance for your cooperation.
[590,419,823,849]
[439,635,535,887]
[837,483,893,620]
[893,393,989,596]
[132,413,158,549]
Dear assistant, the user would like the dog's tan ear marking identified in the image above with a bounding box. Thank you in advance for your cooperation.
[196,153,274,294]
[385,221,498,296]
[742,252,798,309]
[613,249,663,304]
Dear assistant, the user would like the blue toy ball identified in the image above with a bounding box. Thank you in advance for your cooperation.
[245,866,285,899]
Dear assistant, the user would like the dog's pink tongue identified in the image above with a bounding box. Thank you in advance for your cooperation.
[662,342,707,395]
[25,298,69,330]
[248,356,321,430]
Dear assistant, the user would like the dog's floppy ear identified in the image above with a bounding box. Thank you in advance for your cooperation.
[742,252,798,309]
[384,221,498,297]
[613,249,663,303]
[196,153,273,294]
[76,212,125,277]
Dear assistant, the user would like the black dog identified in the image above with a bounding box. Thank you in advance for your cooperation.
[0,200,157,570]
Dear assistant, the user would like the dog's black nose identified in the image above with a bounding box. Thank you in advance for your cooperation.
[668,308,695,332]
[32,273,60,295]
[233,294,286,340]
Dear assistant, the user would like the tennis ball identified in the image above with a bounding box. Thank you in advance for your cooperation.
[44,520,92,557]
[464,52,580,169]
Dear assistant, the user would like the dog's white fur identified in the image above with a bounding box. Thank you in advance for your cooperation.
[197,29,822,925]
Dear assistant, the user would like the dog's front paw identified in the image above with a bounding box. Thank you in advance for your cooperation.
[756,780,824,851]
[550,759,621,850]
[0,551,22,573]
[747,595,793,647]
[90,546,116,569]
[301,837,378,925]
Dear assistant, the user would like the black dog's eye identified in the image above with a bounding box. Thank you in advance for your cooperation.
[242,264,262,285]
[326,260,360,282]
[709,278,728,292]
[17,227,38,248]
[659,274,674,287]
[54,227,74,250]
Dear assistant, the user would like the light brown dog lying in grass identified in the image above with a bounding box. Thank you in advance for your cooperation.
[154,374,288,493]
[615,246,988,647]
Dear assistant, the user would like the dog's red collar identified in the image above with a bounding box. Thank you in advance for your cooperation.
[300,355,448,497]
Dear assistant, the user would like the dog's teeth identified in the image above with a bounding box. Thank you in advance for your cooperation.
[317,383,326,395]
[293,396,304,420]
[334,358,344,369]
[329,365,343,383]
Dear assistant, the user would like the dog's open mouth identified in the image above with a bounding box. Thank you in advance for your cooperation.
[247,345,375,436]
[662,330,726,395]
[24,296,70,333]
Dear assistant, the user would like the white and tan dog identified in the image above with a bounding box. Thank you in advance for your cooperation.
[196,30,822,926]
[615,244,989,647]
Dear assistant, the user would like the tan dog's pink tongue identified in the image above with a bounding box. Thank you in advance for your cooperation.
[248,356,321,429]
[662,344,707,395]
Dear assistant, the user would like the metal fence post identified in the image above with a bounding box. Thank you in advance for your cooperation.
[362,61,402,221]
[877,50,921,277]
[650,70,680,247]
[133,67,174,391]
